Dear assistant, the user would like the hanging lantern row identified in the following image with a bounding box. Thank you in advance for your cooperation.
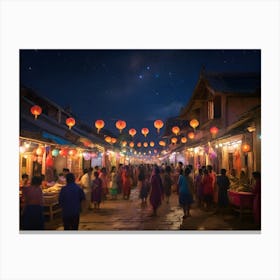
[116,120,127,133]
[141,128,149,137]
[154,120,164,133]
[190,119,199,130]
[95,120,105,134]
[171,126,180,136]
[129,128,137,138]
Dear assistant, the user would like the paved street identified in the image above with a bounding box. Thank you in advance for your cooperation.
[45,187,259,231]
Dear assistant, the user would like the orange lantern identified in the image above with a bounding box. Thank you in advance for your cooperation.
[95,120,105,134]
[159,140,166,146]
[242,143,250,153]
[210,126,219,136]
[171,137,178,144]
[137,142,142,148]
[30,105,42,119]
[181,137,187,143]
[150,141,155,147]
[172,126,180,135]
[68,149,77,157]
[190,119,199,130]
[105,136,112,143]
[111,138,117,144]
[129,142,134,148]
[141,128,149,137]
[154,120,164,133]
[122,141,127,147]
[129,128,137,138]
[143,142,148,147]
[116,120,126,133]
[188,132,195,139]
[66,117,76,129]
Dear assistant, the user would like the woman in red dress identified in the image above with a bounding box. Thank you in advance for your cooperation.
[122,166,132,200]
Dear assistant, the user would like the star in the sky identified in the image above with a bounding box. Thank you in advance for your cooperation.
[28,66,32,71]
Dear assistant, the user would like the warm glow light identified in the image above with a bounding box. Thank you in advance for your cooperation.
[66,117,76,129]
[159,140,166,146]
[111,138,117,144]
[171,137,178,144]
[116,120,126,133]
[105,136,112,143]
[122,141,127,147]
[52,149,59,157]
[190,119,199,130]
[242,143,251,153]
[137,142,142,147]
[95,120,105,133]
[188,132,195,139]
[20,146,26,153]
[154,120,164,133]
[172,126,180,135]
[59,148,68,157]
[143,142,148,147]
[181,137,187,143]
[129,142,134,148]
[141,128,149,137]
[36,147,45,156]
[210,126,219,135]
[68,149,77,156]
[129,128,137,137]
[30,105,42,119]
[150,141,155,147]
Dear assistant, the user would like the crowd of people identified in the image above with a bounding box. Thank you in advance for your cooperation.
[20,163,261,230]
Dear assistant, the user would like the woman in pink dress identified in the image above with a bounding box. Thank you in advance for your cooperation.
[122,165,132,200]
[99,167,109,200]
[149,166,163,216]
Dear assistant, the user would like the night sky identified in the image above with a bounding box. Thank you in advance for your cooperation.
[20,49,261,142]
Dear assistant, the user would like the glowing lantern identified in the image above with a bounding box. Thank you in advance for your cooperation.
[129,128,137,138]
[129,142,134,148]
[116,120,126,133]
[171,137,178,144]
[159,140,166,147]
[105,136,112,143]
[122,141,127,147]
[36,147,45,156]
[210,126,219,136]
[181,137,187,143]
[66,117,76,129]
[111,138,117,144]
[137,142,142,148]
[52,149,59,157]
[95,120,105,134]
[30,105,42,119]
[59,148,68,157]
[150,141,155,147]
[141,128,149,137]
[143,142,148,147]
[68,149,77,157]
[190,119,199,130]
[154,120,164,133]
[188,132,195,139]
[172,126,180,135]
[242,143,251,153]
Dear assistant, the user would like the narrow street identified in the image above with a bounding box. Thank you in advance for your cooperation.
[46,187,258,231]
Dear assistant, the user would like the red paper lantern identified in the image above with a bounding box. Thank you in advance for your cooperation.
[30,105,42,119]
[129,128,137,137]
[154,120,164,133]
[95,120,105,133]
[188,132,195,139]
[171,137,178,144]
[242,143,250,153]
[111,138,117,144]
[116,120,126,133]
[137,142,142,147]
[141,128,149,137]
[66,117,75,129]
[172,126,180,135]
[210,126,219,136]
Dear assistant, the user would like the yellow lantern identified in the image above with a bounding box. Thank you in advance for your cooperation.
[95,120,105,133]
[122,141,127,147]
[141,128,149,137]
[105,136,112,143]
[66,117,76,129]
[116,120,126,133]
[150,141,155,147]
[129,128,137,138]
[159,140,166,146]
[190,119,199,130]
[172,126,180,135]
[154,120,164,133]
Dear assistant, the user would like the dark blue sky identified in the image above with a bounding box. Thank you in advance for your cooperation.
[20,49,260,142]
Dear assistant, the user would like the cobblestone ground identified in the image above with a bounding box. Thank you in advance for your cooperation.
[45,187,259,231]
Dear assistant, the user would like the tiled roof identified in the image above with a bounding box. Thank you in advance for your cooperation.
[204,72,260,94]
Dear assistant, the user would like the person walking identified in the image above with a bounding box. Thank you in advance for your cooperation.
[59,173,85,230]
[91,171,103,209]
[99,167,109,200]
[149,166,163,216]
[138,165,149,205]
[79,168,92,211]
[122,165,132,200]
[216,168,230,215]
[21,176,44,230]
[163,165,173,204]
[178,168,193,219]
[109,166,118,200]
[202,169,214,211]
